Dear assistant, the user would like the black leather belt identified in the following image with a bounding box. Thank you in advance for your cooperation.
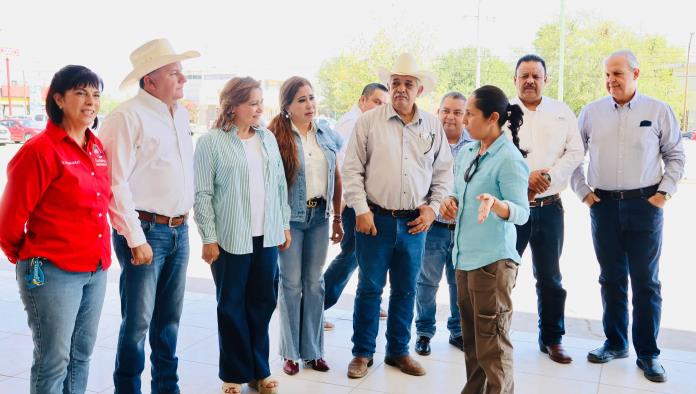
[137,210,188,227]
[529,194,561,208]
[368,202,419,219]
[594,184,659,200]
[306,197,326,208]
[433,221,456,230]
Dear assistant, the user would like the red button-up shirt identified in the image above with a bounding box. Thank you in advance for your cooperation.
[0,121,112,271]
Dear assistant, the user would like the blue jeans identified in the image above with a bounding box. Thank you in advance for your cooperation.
[515,200,566,346]
[590,197,663,359]
[415,224,461,339]
[211,238,278,383]
[16,258,106,394]
[112,220,189,394]
[278,203,329,360]
[323,207,357,310]
[352,213,426,358]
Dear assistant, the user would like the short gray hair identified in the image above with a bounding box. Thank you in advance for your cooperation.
[440,91,467,106]
[605,49,640,70]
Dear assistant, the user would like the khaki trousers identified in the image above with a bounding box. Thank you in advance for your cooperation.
[456,259,517,394]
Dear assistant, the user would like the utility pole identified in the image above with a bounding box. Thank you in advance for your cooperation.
[0,47,20,117]
[558,0,566,101]
[683,32,694,131]
[475,0,482,88]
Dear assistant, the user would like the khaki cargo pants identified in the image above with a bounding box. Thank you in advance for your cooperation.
[456,259,517,394]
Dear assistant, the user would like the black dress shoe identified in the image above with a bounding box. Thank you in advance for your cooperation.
[587,345,629,363]
[449,336,464,351]
[637,358,667,382]
[415,336,431,356]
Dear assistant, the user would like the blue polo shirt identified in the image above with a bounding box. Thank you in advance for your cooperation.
[451,133,530,271]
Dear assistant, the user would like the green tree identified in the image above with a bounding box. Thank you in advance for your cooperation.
[533,16,684,118]
[317,29,432,117]
[432,48,514,101]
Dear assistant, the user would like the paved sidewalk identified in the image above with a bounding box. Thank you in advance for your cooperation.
[0,266,693,393]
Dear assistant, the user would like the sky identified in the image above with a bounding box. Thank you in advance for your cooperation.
[1,0,695,97]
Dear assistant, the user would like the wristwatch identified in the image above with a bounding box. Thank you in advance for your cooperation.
[657,191,671,200]
[542,173,551,183]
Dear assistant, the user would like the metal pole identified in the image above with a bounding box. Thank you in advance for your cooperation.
[5,57,12,117]
[683,32,694,131]
[475,0,482,88]
[558,0,566,101]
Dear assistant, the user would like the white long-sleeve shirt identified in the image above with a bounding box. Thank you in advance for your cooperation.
[510,96,584,198]
[100,89,194,247]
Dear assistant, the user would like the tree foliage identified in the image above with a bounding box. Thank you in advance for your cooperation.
[432,47,514,100]
[533,16,684,117]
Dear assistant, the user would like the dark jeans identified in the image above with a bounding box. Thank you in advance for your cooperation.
[352,213,426,358]
[515,200,566,346]
[323,207,357,310]
[590,197,663,359]
[211,238,278,383]
[112,221,189,394]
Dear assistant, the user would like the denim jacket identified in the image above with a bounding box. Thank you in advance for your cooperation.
[287,122,342,221]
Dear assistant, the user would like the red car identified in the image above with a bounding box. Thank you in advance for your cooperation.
[0,118,44,143]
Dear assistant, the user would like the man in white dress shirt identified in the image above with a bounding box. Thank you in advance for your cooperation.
[511,54,584,364]
[100,38,199,394]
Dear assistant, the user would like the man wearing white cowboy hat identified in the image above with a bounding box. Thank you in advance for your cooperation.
[342,52,453,378]
[99,38,199,394]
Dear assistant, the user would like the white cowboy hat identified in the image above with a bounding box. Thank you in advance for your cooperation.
[119,38,200,90]
[377,52,436,95]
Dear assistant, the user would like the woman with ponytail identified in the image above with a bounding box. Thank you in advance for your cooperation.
[268,76,343,376]
[440,85,530,394]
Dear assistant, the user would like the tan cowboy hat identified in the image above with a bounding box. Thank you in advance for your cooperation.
[377,52,436,95]
[119,38,200,90]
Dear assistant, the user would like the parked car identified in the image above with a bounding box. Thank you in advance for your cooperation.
[0,124,11,145]
[0,118,44,143]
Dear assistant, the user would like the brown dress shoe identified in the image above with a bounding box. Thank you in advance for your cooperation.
[384,355,426,376]
[541,344,573,364]
[347,357,373,379]
[283,359,299,375]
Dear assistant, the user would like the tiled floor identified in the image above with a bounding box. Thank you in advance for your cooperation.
[0,269,693,394]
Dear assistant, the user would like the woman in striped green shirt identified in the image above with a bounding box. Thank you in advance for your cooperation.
[193,77,290,394]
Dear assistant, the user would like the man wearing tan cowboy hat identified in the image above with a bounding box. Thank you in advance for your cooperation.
[99,38,199,394]
[342,53,453,378]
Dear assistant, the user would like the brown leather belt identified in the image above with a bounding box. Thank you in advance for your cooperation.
[433,221,456,231]
[137,210,188,227]
[529,194,561,208]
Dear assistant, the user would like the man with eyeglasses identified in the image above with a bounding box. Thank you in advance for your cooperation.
[342,53,453,378]
[510,54,584,364]
[414,92,472,357]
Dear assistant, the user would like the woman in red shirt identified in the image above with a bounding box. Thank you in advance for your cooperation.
[0,65,111,394]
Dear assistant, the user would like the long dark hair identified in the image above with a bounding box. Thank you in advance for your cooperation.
[46,65,103,129]
[267,76,312,186]
[472,85,527,157]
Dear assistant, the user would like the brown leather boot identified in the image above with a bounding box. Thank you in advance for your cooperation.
[347,356,373,378]
[541,344,573,364]
[384,355,426,376]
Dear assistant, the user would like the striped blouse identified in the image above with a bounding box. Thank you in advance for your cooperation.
[194,127,290,255]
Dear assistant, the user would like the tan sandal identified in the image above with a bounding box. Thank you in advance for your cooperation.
[249,376,279,394]
[221,382,242,394]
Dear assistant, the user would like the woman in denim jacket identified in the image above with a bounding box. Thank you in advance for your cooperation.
[268,76,343,375]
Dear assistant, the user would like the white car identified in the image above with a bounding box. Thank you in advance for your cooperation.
[0,124,11,146]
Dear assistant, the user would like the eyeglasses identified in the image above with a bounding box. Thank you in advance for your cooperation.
[464,154,481,182]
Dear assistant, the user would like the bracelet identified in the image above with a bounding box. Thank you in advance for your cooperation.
[332,215,342,224]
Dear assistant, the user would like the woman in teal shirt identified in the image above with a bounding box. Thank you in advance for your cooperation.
[441,85,530,394]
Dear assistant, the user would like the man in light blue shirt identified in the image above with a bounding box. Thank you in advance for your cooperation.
[414,91,471,357]
[571,49,685,383]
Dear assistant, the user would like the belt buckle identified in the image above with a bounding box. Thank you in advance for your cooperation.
[391,210,399,218]
[168,216,177,228]
[307,199,317,208]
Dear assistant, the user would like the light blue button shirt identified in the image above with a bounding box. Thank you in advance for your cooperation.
[451,134,530,271]
[571,92,685,199]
